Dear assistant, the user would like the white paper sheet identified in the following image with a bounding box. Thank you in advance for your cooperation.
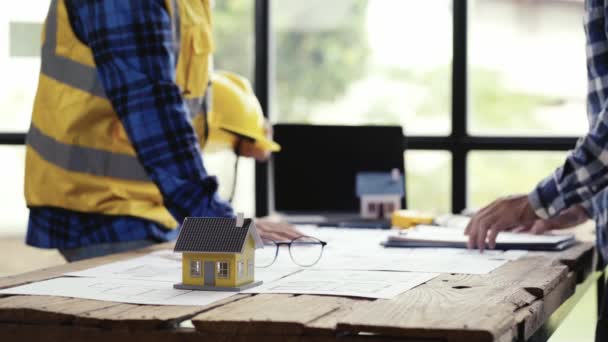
[296,225,527,259]
[434,214,471,229]
[64,226,527,293]
[312,248,510,274]
[0,277,236,306]
[273,226,527,274]
[65,250,182,282]
[399,225,574,245]
[243,269,438,299]
[66,250,300,284]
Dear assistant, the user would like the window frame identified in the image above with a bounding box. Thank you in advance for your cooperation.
[189,260,201,278]
[252,0,577,214]
[216,261,230,279]
[0,0,578,214]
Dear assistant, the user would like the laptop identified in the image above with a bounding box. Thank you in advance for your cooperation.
[271,124,406,229]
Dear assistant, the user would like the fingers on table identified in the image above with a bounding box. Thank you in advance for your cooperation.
[467,212,501,252]
[511,222,534,233]
[477,216,495,252]
[260,232,287,241]
[257,223,302,241]
[530,220,549,235]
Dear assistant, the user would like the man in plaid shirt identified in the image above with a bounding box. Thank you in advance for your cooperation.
[465,1,608,338]
[26,0,300,261]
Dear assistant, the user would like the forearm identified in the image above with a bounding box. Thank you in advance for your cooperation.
[530,115,608,218]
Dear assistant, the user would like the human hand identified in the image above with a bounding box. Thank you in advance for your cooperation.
[255,217,303,241]
[238,141,270,161]
[511,205,589,235]
[464,194,538,251]
[238,120,273,161]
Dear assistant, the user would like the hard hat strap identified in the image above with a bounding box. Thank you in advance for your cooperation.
[201,81,212,148]
[228,139,242,204]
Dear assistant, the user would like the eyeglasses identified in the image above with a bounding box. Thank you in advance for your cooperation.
[256,236,328,267]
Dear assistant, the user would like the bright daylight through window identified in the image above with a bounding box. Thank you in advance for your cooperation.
[0,0,590,224]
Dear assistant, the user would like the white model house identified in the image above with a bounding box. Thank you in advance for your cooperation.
[356,169,404,219]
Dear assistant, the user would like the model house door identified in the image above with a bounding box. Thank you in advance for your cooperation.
[204,261,215,286]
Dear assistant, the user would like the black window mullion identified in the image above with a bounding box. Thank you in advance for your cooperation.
[405,136,577,151]
[452,0,468,213]
[0,133,26,145]
[254,0,271,217]
[1,0,579,218]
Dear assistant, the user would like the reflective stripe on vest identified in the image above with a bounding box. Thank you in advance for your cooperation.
[27,124,151,181]
[28,0,208,182]
[41,0,106,98]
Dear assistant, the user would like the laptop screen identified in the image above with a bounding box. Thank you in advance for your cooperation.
[271,124,406,213]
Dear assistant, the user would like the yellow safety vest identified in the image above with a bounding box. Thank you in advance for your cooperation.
[25,0,214,229]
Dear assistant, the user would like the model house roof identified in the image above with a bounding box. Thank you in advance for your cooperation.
[356,171,405,197]
[174,216,263,254]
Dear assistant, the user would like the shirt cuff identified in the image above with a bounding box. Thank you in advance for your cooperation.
[528,174,566,219]
[580,198,594,218]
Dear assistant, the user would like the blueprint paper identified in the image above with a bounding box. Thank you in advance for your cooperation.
[273,226,526,274]
[67,228,524,280]
[66,250,300,284]
[243,269,438,299]
[66,251,182,282]
[0,277,236,306]
[296,225,526,258]
[310,248,510,274]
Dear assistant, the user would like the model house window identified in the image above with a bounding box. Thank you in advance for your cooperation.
[368,202,376,213]
[385,202,394,213]
[190,260,201,277]
[217,261,229,279]
[248,260,254,276]
[237,261,244,278]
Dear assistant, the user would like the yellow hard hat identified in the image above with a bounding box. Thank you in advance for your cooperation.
[204,71,281,153]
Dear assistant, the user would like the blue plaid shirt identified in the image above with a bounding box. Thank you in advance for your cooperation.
[26,0,234,250]
[529,0,608,260]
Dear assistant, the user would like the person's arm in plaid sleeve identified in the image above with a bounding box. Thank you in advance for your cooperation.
[528,3,608,220]
[528,133,608,219]
[464,4,608,250]
[67,0,233,222]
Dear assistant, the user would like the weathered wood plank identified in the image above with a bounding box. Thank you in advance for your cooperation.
[0,294,251,330]
[513,271,577,341]
[551,242,596,283]
[74,294,251,329]
[193,280,515,341]
[193,294,365,336]
[304,297,369,334]
[333,256,570,342]
[188,255,576,342]
[0,296,119,325]
[0,323,434,342]
[337,283,515,342]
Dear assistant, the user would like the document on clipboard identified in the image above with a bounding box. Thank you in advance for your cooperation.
[382,225,577,251]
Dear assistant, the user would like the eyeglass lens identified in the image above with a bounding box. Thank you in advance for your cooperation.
[255,239,278,268]
[255,236,326,268]
[289,236,325,267]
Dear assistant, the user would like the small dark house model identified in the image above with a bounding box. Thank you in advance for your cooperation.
[356,169,405,219]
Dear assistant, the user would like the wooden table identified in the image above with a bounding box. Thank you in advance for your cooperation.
[0,238,597,342]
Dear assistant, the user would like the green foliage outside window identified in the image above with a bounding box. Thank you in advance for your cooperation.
[211,0,575,213]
